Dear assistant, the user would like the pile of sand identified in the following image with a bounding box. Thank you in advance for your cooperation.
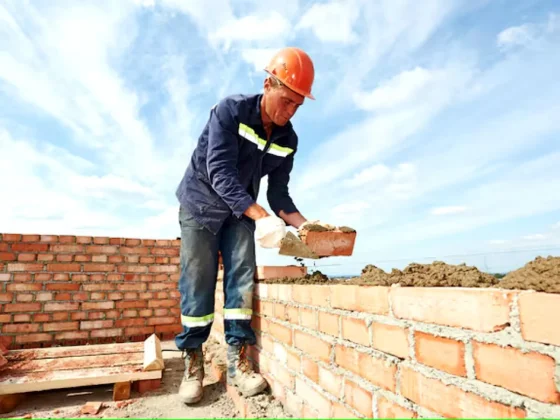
[498,256,560,293]
[260,256,559,293]
[352,261,500,288]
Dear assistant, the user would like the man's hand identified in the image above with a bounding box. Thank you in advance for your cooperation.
[255,215,286,248]
[244,203,269,221]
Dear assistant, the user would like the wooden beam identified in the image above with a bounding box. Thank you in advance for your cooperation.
[6,342,143,362]
[0,364,161,395]
[8,352,143,373]
[142,334,164,372]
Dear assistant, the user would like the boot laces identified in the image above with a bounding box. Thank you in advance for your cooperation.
[182,349,202,379]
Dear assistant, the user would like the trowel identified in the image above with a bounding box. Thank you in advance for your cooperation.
[278,231,320,259]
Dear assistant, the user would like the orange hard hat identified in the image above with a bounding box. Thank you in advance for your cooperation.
[264,47,315,100]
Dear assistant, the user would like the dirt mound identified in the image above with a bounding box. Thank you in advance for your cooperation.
[353,261,499,287]
[498,256,560,293]
[259,270,330,284]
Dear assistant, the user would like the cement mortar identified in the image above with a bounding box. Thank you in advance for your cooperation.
[259,256,560,294]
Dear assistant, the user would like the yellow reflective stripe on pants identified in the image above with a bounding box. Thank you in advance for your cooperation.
[238,123,293,158]
[223,308,253,320]
[181,313,214,327]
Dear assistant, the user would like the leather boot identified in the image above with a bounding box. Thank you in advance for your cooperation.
[178,347,204,404]
[227,343,267,396]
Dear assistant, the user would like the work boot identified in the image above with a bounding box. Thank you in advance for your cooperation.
[227,343,267,396]
[179,347,204,404]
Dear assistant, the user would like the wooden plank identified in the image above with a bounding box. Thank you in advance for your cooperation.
[113,382,131,401]
[6,342,144,362]
[0,365,161,395]
[8,352,144,373]
[143,334,164,371]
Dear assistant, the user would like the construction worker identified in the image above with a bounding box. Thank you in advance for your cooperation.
[174,47,318,404]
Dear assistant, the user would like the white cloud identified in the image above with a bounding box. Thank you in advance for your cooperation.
[497,24,535,50]
[430,206,468,216]
[332,201,370,216]
[241,48,278,72]
[296,0,360,43]
[521,234,547,241]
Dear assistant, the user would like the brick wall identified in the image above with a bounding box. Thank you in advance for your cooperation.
[0,233,182,349]
[211,280,560,419]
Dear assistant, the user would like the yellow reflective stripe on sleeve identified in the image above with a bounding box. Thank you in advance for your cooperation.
[223,308,253,320]
[238,123,294,158]
[181,313,214,327]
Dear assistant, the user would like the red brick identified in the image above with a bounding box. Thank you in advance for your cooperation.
[93,237,110,244]
[335,345,396,391]
[518,292,560,346]
[59,235,76,243]
[269,359,295,390]
[148,265,177,273]
[88,312,105,320]
[53,312,70,321]
[148,299,177,308]
[294,330,331,363]
[138,309,152,317]
[125,238,142,246]
[121,246,150,255]
[18,253,37,262]
[3,323,40,333]
[37,253,54,261]
[91,328,123,338]
[5,303,41,312]
[302,358,319,382]
[31,292,52,302]
[33,313,50,322]
[0,273,11,281]
[0,252,16,261]
[83,263,115,272]
[13,273,32,282]
[7,283,42,292]
[8,263,44,271]
[109,255,125,263]
[330,285,390,315]
[46,283,80,291]
[300,229,356,257]
[85,245,117,254]
[151,247,178,256]
[43,322,79,332]
[391,288,514,332]
[414,332,466,376]
[14,313,31,322]
[155,324,181,334]
[400,367,525,418]
[50,244,84,253]
[292,285,330,307]
[318,312,339,337]
[116,300,145,309]
[91,292,106,300]
[377,396,417,419]
[118,283,147,291]
[125,326,154,336]
[11,243,49,252]
[332,403,358,419]
[318,366,342,398]
[116,318,145,328]
[40,235,58,242]
[148,316,176,325]
[0,314,10,323]
[344,379,373,417]
[118,265,148,273]
[56,254,74,262]
[2,234,21,241]
[269,322,293,345]
[256,265,307,280]
[108,292,123,300]
[16,293,33,302]
[44,302,79,311]
[75,255,92,262]
[16,333,53,344]
[47,263,80,272]
[71,292,88,301]
[56,331,89,340]
[473,341,559,404]
[76,236,92,244]
[147,282,176,291]
[82,301,114,310]
[371,322,409,358]
[92,255,108,263]
[341,317,369,346]
[81,320,114,330]
[295,378,332,417]
[83,283,112,291]
[299,308,316,329]
[0,293,13,302]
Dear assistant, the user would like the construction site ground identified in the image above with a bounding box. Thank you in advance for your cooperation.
[0,339,289,419]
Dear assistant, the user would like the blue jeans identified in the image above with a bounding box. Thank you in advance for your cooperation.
[175,205,257,350]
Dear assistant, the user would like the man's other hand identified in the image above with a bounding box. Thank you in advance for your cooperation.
[255,215,286,248]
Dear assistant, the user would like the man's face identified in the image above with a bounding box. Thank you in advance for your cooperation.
[263,79,305,126]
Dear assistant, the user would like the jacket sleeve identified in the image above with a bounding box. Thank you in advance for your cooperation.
[267,149,299,216]
[206,101,255,218]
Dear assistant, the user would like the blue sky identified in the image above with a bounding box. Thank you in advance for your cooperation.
[1,0,559,276]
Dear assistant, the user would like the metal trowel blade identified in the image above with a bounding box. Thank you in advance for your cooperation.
[278,231,319,259]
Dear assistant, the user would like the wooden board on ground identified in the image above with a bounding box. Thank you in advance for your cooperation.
[0,334,164,397]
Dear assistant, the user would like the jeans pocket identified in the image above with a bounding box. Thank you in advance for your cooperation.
[179,206,204,230]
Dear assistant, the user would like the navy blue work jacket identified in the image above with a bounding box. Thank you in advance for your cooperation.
[175,93,299,235]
